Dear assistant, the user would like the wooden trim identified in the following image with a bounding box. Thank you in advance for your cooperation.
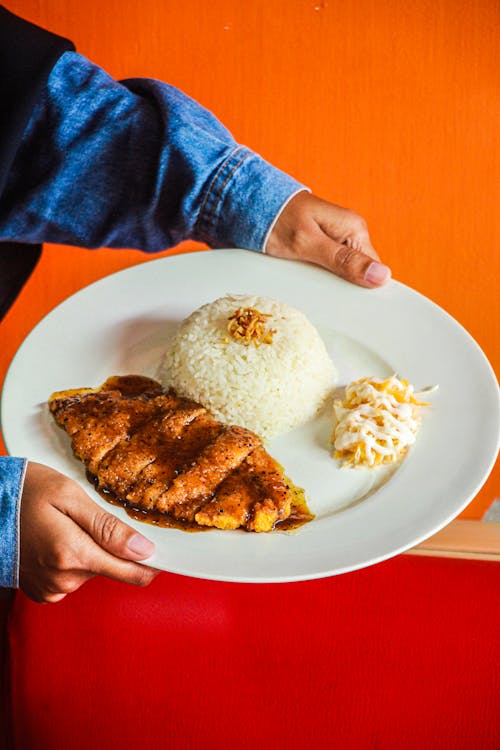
[407,520,500,561]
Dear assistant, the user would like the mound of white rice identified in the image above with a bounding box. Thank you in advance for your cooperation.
[160,295,336,439]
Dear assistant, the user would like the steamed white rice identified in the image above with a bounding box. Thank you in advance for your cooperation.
[160,295,336,439]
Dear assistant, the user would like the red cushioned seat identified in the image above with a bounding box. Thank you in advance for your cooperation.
[4,555,499,749]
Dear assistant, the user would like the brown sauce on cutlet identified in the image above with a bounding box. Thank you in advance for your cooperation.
[87,469,314,533]
[88,471,208,532]
[60,374,315,534]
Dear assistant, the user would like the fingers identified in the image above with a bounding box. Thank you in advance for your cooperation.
[266,192,391,287]
[61,493,160,584]
[312,236,391,288]
[22,509,157,602]
[57,486,155,562]
[312,203,390,287]
[24,571,92,604]
[20,463,159,602]
[24,558,158,603]
[43,594,67,604]
[343,226,380,262]
[89,558,160,587]
[62,491,160,585]
[90,508,156,561]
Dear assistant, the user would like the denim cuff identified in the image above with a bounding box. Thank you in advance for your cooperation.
[194,146,306,251]
[0,456,26,588]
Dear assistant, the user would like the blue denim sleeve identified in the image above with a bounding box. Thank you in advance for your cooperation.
[0,456,26,588]
[0,52,304,252]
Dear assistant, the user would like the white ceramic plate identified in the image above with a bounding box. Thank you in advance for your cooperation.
[2,250,499,582]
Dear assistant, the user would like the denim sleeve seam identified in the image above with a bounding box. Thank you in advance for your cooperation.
[260,187,310,253]
[195,145,250,244]
[13,459,27,588]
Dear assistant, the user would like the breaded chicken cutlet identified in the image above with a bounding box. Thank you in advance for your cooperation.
[48,375,312,532]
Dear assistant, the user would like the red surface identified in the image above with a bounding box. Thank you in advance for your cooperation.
[5,555,499,750]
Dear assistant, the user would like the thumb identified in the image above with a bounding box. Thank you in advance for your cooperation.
[308,235,391,288]
[64,491,155,561]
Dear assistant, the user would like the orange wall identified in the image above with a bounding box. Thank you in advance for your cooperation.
[1,0,498,517]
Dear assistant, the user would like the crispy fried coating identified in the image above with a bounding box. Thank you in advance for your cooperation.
[49,375,302,532]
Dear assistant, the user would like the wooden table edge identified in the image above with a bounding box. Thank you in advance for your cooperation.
[406,519,500,561]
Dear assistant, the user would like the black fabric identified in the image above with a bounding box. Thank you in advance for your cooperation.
[0,6,74,320]
[0,243,41,321]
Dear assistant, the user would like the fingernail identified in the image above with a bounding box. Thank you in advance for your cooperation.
[365,261,391,285]
[127,533,155,557]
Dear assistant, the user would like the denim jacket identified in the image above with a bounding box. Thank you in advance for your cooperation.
[0,51,305,588]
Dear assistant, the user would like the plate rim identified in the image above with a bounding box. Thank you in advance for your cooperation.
[2,249,499,583]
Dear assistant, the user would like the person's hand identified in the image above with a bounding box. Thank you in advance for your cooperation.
[266,192,391,288]
[20,462,159,603]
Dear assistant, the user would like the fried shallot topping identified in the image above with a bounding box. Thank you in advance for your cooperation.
[226,307,276,347]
